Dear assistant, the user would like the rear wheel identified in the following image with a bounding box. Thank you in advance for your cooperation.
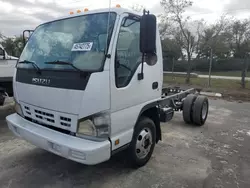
[128,116,156,168]
[192,96,209,126]
[182,94,197,124]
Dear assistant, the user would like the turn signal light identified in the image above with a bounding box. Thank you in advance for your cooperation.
[69,11,74,15]
[116,4,121,8]
[84,8,89,12]
[115,139,120,145]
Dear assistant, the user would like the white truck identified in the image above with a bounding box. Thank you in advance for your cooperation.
[0,44,18,105]
[6,7,209,167]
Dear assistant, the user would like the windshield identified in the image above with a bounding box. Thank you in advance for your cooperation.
[18,12,116,71]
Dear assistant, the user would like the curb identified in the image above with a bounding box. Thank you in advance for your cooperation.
[200,91,222,98]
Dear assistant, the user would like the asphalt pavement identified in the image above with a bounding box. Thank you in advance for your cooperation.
[1,99,250,188]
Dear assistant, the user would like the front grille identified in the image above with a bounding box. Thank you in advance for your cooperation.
[22,104,73,130]
[60,116,71,127]
[35,109,55,123]
[25,117,73,135]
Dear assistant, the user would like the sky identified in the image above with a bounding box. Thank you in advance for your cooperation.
[0,0,250,37]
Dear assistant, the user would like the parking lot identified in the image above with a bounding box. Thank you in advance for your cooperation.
[0,99,250,188]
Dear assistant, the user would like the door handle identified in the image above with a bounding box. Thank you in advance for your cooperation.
[152,82,158,90]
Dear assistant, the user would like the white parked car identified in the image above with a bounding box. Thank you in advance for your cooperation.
[0,44,18,104]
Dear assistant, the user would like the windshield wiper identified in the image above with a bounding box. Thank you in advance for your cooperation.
[18,60,41,74]
[44,60,84,73]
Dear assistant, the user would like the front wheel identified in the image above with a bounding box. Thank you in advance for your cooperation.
[128,116,156,168]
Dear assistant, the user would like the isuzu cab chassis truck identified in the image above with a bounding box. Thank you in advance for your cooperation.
[6,7,209,167]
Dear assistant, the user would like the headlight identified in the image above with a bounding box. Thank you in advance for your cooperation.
[77,120,96,137]
[76,112,110,139]
[14,100,24,117]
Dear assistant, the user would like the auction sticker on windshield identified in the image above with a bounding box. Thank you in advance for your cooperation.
[71,42,93,51]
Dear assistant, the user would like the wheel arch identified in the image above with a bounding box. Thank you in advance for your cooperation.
[137,102,161,143]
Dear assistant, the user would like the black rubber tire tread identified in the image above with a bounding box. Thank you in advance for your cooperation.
[182,94,197,124]
[192,96,209,126]
[128,116,156,168]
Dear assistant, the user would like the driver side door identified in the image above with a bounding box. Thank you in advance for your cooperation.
[110,13,161,149]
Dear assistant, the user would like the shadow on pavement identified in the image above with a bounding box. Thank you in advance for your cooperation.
[0,146,136,188]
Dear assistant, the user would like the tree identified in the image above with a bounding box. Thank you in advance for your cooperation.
[1,38,15,55]
[160,0,199,83]
[130,4,145,12]
[162,38,182,60]
[0,33,6,40]
[227,19,250,88]
[196,16,230,59]
[1,35,24,57]
[161,38,182,73]
[194,16,229,86]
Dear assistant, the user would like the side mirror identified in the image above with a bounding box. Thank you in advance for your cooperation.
[140,11,157,54]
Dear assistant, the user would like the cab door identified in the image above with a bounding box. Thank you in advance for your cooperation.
[110,13,162,149]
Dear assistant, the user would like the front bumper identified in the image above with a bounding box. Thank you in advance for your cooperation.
[6,113,111,165]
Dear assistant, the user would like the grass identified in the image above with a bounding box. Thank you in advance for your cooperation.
[164,76,250,89]
[164,76,250,101]
[197,71,250,77]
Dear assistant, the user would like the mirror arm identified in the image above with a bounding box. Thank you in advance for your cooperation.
[143,9,150,15]
[105,54,111,58]
[138,53,145,80]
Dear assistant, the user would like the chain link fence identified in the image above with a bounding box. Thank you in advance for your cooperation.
[163,57,250,90]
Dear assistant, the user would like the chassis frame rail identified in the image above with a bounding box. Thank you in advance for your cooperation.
[160,87,196,110]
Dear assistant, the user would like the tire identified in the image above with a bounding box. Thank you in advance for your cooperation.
[128,116,156,168]
[182,94,197,124]
[192,96,209,126]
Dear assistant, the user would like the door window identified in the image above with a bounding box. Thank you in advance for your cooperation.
[115,17,141,88]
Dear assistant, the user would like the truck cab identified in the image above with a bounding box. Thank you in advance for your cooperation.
[6,7,164,167]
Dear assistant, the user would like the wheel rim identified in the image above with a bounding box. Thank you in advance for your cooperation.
[202,101,208,120]
[135,128,152,159]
